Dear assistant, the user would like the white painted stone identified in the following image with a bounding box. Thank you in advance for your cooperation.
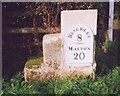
[64,24,94,67]
[61,10,97,67]
[61,10,97,35]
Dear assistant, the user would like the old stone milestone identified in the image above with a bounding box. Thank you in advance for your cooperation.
[24,10,98,82]
[63,24,94,66]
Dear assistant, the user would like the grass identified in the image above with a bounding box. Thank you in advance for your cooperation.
[2,67,120,95]
[25,56,43,66]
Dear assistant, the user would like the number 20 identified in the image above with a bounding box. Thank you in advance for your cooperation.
[74,52,85,60]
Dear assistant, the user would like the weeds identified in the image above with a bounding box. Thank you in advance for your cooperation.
[2,67,120,95]
[96,40,119,75]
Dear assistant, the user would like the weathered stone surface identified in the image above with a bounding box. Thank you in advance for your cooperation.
[24,33,96,82]
[43,33,64,70]
[24,64,56,82]
[24,63,96,82]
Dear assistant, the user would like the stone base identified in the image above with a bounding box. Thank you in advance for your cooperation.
[24,63,96,82]
[24,63,56,82]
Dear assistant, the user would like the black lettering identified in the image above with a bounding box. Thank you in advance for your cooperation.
[74,53,78,60]
[86,32,89,34]
[68,32,74,38]
[80,27,83,30]
[84,48,86,50]
[77,34,82,42]
[84,29,86,32]
[88,35,90,38]
[74,52,85,60]
[73,29,76,32]
[69,47,73,51]
[87,47,90,50]
[76,28,79,31]
[68,34,72,38]
[79,52,85,60]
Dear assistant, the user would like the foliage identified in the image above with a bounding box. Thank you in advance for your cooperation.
[114,2,120,19]
[2,67,120,95]
[3,2,109,34]
[3,2,99,28]
[26,2,109,43]
[2,73,40,95]
[95,40,119,75]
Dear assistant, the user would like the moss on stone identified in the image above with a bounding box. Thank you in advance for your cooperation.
[26,56,43,66]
